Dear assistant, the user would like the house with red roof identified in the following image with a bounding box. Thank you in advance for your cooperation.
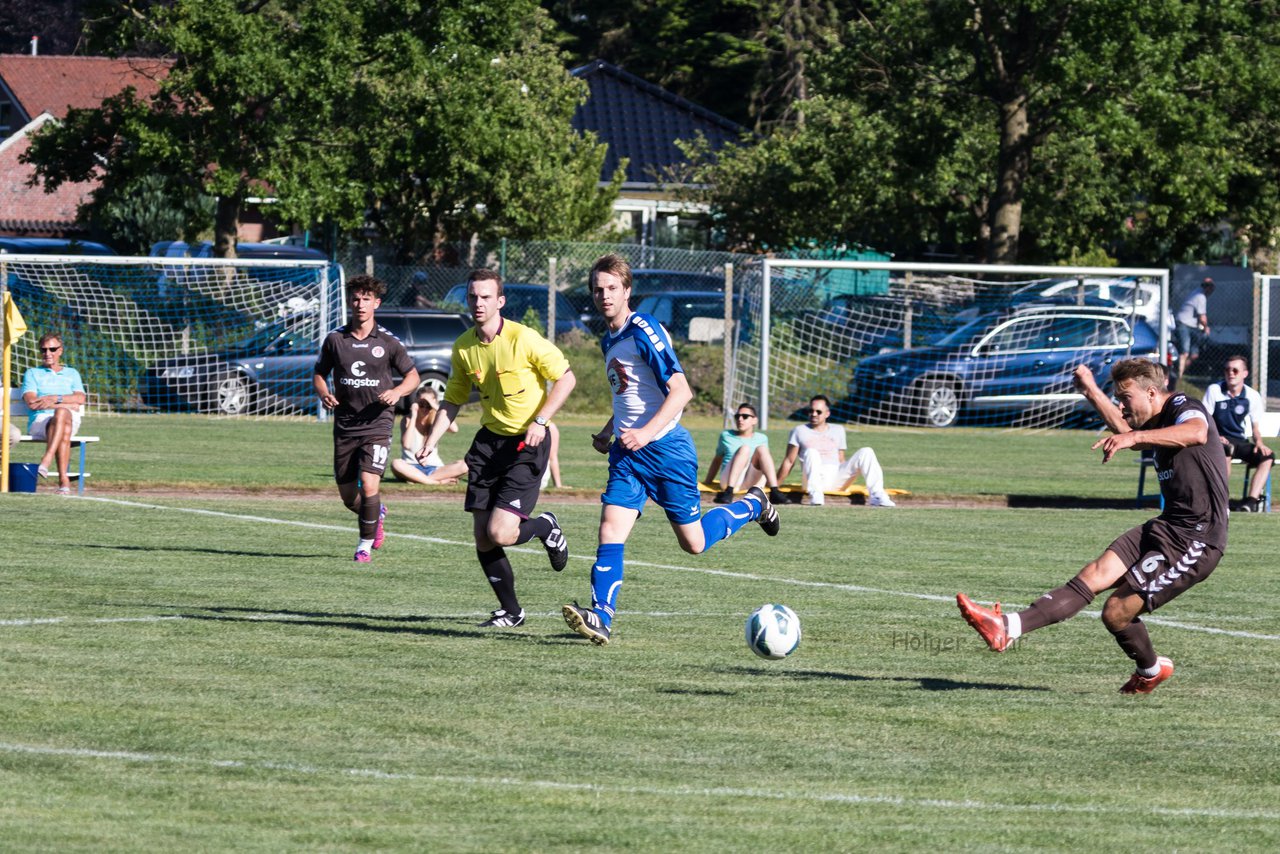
[0,54,170,237]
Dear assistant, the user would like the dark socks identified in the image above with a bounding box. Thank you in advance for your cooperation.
[1109,618,1158,669]
[358,493,381,539]
[514,514,552,545]
[1017,577,1095,634]
[477,547,520,613]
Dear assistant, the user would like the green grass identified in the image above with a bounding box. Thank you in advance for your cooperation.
[2,418,1277,850]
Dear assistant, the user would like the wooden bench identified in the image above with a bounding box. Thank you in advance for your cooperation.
[6,388,99,494]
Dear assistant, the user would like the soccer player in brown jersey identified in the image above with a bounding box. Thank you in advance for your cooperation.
[313,275,420,562]
[957,358,1229,693]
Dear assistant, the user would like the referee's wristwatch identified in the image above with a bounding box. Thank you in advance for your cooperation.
[533,415,549,427]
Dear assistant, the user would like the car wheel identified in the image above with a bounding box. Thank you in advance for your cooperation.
[418,372,448,399]
[214,372,255,415]
[916,379,959,428]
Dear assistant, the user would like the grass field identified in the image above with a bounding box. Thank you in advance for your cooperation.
[2,416,1278,850]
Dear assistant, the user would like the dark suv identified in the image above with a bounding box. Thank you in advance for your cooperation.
[143,308,469,415]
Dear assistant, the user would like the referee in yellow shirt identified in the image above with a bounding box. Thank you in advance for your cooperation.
[418,268,576,628]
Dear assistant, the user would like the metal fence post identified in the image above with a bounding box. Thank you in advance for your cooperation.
[548,256,558,342]
[723,263,734,424]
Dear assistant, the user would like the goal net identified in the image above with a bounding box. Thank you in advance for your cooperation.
[1,254,343,418]
[727,259,1170,431]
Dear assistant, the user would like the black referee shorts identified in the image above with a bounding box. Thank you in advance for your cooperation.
[463,426,550,518]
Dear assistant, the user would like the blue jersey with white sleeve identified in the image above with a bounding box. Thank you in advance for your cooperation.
[601,312,684,442]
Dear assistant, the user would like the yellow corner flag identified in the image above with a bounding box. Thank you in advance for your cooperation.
[3,291,27,344]
[3,291,28,491]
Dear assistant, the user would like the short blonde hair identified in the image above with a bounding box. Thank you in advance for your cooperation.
[1110,358,1164,390]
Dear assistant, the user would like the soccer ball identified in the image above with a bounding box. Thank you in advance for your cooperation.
[745,603,801,660]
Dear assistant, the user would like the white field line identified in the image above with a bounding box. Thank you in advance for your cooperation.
[1,741,1277,822]
[37,495,1278,643]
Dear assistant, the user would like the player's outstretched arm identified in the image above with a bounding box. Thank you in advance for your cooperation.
[776,443,800,483]
[1073,365,1129,434]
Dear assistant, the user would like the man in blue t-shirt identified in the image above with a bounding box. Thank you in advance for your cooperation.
[561,254,781,647]
[20,332,87,494]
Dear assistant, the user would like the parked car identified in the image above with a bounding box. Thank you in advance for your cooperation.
[143,308,469,415]
[0,237,116,255]
[848,304,1161,428]
[1009,276,1166,328]
[441,283,589,338]
[634,290,749,342]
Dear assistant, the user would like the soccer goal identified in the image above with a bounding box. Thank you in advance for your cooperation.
[727,259,1170,431]
[1,253,343,418]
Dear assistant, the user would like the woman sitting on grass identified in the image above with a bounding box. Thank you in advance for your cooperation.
[389,387,468,485]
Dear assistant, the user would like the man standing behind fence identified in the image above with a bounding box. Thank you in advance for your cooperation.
[313,275,419,563]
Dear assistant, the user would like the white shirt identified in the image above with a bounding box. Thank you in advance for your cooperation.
[787,423,846,465]
[1176,288,1208,327]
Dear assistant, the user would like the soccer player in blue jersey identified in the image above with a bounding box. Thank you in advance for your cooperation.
[562,254,780,646]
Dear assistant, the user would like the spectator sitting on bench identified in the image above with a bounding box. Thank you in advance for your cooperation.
[776,394,895,507]
[1202,354,1274,512]
[20,332,86,495]
[703,402,787,505]
[389,386,468,485]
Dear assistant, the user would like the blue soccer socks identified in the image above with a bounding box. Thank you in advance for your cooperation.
[590,542,626,627]
[697,492,761,550]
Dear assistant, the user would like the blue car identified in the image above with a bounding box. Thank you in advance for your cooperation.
[847,304,1161,428]
[441,283,589,338]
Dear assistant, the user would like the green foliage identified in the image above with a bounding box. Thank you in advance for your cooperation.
[691,0,1280,266]
[25,0,619,259]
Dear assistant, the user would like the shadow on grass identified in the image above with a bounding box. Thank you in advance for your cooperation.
[115,604,557,642]
[1006,495,1145,510]
[81,544,327,559]
[723,666,1049,692]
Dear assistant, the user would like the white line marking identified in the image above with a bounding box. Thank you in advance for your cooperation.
[51,496,1280,642]
[1,741,1275,821]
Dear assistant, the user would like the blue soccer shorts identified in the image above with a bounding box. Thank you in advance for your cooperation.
[602,425,703,525]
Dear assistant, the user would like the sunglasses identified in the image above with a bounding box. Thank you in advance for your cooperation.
[734,413,755,419]
[40,346,62,352]
[808,408,828,415]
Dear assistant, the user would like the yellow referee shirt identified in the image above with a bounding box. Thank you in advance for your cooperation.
[444,318,571,436]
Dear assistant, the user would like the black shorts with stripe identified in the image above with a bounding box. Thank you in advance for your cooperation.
[1108,518,1222,613]
[464,426,550,518]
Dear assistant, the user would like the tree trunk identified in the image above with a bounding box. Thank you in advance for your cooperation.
[989,94,1030,264]
[213,196,241,259]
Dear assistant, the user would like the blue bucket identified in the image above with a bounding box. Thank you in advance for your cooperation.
[8,462,39,493]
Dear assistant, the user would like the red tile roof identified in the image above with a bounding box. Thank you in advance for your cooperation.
[0,54,170,121]
[0,56,172,234]
[0,116,94,234]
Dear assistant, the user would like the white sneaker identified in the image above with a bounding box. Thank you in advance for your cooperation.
[869,493,896,507]
[808,494,824,506]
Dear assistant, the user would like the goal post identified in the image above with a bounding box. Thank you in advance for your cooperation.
[734,259,1170,431]
[1,253,343,418]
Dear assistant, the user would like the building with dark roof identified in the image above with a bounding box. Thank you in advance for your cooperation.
[571,60,749,248]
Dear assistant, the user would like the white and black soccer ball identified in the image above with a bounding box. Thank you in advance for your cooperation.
[745,603,801,660]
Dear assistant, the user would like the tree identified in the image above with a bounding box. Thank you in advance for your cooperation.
[24,0,619,259]
[691,0,1280,265]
